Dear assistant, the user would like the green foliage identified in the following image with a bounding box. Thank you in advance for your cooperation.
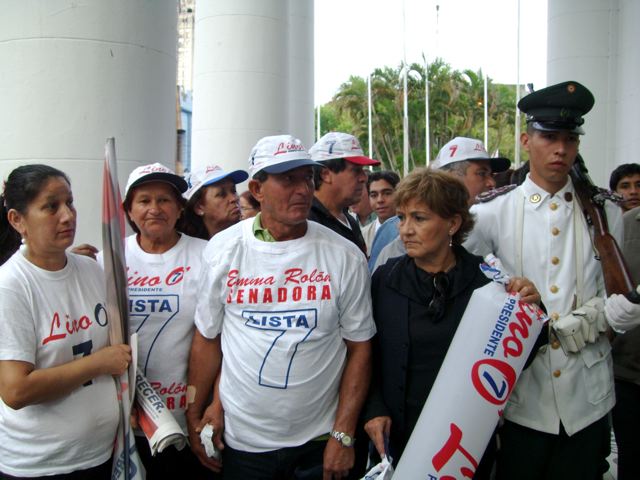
[315,58,524,174]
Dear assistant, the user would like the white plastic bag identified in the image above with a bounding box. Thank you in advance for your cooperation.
[361,455,394,480]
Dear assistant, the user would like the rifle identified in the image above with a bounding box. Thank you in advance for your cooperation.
[570,154,640,303]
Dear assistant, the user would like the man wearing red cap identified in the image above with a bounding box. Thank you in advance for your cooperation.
[308,132,381,255]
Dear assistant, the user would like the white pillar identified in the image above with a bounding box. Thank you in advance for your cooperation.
[191,0,314,173]
[547,0,640,186]
[287,0,314,149]
[0,0,178,247]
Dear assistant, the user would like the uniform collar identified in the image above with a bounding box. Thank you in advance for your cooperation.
[521,174,574,211]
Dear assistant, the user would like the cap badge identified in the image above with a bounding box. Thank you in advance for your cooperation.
[529,193,542,204]
[567,84,576,93]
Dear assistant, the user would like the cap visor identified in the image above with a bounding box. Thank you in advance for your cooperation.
[530,121,585,135]
[203,170,249,187]
[261,159,320,175]
[129,172,188,194]
[343,155,381,166]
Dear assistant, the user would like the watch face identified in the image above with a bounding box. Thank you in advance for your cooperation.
[341,434,353,447]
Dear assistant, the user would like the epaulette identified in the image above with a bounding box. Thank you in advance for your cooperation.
[476,184,517,203]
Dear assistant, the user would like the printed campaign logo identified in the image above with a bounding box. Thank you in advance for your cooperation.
[243,308,317,389]
[129,294,179,374]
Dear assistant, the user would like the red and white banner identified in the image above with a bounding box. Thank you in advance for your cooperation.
[102,138,144,480]
[393,277,548,479]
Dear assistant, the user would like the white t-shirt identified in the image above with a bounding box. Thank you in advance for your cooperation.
[124,233,207,433]
[195,219,376,452]
[0,250,118,477]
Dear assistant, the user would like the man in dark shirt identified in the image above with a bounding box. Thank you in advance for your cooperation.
[308,132,380,255]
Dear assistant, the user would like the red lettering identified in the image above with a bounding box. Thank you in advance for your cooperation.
[321,285,331,300]
[263,288,273,303]
[43,312,93,345]
[307,285,317,300]
[42,312,66,345]
[502,304,534,358]
[227,269,275,288]
[278,288,287,302]
[166,396,175,409]
[248,288,258,303]
[292,286,302,301]
[432,423,477,479]
[179,395,187,409]
[236,289,244,304]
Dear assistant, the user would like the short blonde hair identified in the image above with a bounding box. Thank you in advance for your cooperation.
[394,168,475,244]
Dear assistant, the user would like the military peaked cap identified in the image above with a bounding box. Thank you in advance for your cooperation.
[518,81,594,135]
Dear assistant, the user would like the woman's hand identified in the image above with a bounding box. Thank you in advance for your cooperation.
[71,243,98,260]
[92,344,132,377]
[507,277,541,305]
[364,416,392,457]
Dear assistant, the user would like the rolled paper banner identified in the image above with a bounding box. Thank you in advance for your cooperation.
[135,372,187,455]
[393,261,548,479]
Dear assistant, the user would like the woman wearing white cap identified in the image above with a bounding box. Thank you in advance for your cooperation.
[103,163,209,478]
[180,165,249,240]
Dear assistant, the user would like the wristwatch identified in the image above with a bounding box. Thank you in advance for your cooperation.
[330,430,355,447]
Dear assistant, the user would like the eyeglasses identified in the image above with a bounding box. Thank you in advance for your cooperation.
[427,272,449,317]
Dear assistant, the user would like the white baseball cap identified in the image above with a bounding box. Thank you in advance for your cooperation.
[431,137,510,172]
[309,132,380,166]
[184,164,249,202]
[124,163,188,199]
[248,135,318,178]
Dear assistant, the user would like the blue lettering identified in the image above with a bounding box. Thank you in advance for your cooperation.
[296,315,309,328]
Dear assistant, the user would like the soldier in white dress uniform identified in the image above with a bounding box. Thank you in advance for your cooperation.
[466,81,627,480]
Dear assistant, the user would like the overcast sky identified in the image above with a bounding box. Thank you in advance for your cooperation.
[314,0,548,104]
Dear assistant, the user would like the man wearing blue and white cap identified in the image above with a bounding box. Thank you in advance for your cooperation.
[187,134,375,479]
[465,81,630,479]
[308,132,381,255]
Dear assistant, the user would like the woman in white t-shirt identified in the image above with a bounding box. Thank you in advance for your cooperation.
[121,164,210,478]
[0,164,131,480]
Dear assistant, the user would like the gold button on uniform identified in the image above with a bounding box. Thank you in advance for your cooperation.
[551,312,560,321]
[550,285,559,294]
[553,370,561,378]
[551,256,560,265]
[551,227,560,236]
[550,202,558,211]
[551,340,561,349]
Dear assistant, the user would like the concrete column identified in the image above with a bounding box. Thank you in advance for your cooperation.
[287,0,315,149]
[547,0,640,186]
[0,0,178,246]
[191,0,314,173]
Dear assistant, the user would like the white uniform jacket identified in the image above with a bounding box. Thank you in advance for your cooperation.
[465,175,623,436]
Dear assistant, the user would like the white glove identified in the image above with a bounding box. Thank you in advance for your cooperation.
[605,293,640,333]
[573,297,607,342]
[553,314,586,353]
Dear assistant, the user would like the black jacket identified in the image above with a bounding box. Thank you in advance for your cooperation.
[308,197,367,255]
[363,246,546,472]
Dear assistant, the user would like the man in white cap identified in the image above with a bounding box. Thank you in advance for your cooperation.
[187,134,375,479]
[430,136,510,203]
[308,132,381,255]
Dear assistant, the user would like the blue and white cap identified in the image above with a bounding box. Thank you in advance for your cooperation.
[248,135,318,178]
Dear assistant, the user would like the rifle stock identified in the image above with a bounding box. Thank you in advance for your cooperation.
[570,155,639,303]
